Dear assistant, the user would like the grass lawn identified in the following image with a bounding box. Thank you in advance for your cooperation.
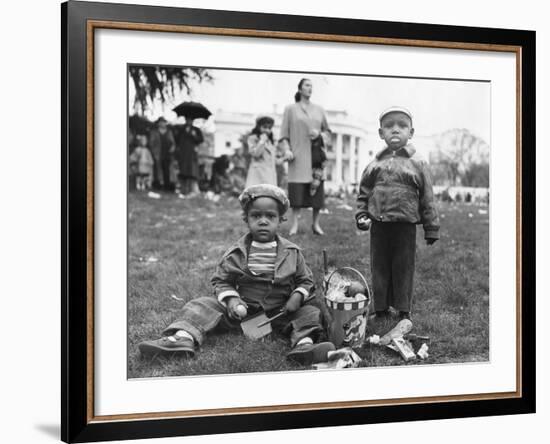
[128,192,489,378]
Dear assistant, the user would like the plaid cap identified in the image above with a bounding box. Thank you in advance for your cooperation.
[239,184,290,215]
[379,106,413,124]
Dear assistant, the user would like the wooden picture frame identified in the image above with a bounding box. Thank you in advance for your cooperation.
[61,1,535,442]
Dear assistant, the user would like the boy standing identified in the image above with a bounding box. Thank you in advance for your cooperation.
[139,184,334,365]
[355,107,439,320]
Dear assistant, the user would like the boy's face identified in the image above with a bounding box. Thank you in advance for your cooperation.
[246,197,281,243]
[378,112,414,150]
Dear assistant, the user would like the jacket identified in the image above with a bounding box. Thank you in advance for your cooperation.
[129,147,154,175]
[211,233,314,311]
[245,133,277,187]
[355,144,440,239]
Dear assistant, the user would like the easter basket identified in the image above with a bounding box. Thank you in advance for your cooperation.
[323,267,372,348]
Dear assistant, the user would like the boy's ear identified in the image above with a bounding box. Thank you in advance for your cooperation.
[409,127,415,138]
[378,128,384,139]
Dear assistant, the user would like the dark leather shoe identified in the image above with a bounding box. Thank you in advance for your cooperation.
[138,336,195,357]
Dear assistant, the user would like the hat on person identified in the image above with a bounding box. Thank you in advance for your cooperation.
[379,106,413,124]
[156,116,168,125]
[239,184,290,215]
[255,115,275,127]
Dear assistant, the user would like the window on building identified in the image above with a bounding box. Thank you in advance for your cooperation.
[225,141,231,148]
[328,133,337,153]
[343,160,349,183]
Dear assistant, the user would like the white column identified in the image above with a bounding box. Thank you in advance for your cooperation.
[335,132,343,186]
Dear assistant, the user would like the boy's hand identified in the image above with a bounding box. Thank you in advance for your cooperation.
[285,292,303,314]
[226,296,248,320]
[426,238,438,246]
[356,216,372,231]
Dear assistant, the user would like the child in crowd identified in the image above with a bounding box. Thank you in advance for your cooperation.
[130,134,154,190]
[246,116,278,187]
[355,107,440,320]
[139,184,335,365]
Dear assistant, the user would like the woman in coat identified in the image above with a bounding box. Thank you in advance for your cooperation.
[175,116,204,195]
[279,78,331,235]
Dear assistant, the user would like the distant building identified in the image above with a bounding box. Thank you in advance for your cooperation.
[209,108,375,191]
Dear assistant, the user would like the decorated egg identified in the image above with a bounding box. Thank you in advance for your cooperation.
[235,304,247,318]
[346,281,365,298]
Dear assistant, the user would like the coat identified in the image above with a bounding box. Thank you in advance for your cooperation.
[279,102,330,183]
[129,147,154,175]
[175,124,204,179]
[148,128,175,181]
[211,233,314,311]
[355,143,440,239]
[245,133,277,187]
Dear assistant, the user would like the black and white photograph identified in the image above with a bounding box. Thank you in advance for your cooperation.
[127,65,490,378]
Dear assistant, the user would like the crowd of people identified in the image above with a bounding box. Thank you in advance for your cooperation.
[129,78,334,234]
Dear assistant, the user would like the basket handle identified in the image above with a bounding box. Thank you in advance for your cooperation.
[326,267,369,291]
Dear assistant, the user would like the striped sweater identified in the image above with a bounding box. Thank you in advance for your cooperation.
[247,240,277,279]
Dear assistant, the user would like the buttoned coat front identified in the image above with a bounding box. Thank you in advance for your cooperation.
[279,102,330,183]
[355,144,440,239]
[211,233,314,311]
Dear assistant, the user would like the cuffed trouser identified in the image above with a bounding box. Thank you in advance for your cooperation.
[163,296,324,347]
[370,222,416,313]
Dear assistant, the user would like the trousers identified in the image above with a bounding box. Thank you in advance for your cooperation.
[163,296,324,347]
[370,222,416,312]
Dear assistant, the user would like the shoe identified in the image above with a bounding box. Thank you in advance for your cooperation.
[375,310,390,319]
[287,341,335,365]
[138,335,195,357]
[311,225,325,236]
[399,311,411,320]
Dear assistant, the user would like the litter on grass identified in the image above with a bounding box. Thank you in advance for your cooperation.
[366,334,380,345]
[417,343,429,359]
[312,347,362,370]
[336,204,353,211]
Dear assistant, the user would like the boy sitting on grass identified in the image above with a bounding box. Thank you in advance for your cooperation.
[355,107,440,321]
[139,184,335,365]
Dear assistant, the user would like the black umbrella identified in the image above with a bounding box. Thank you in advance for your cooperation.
[128,114,154,134]
[172,101,212,120]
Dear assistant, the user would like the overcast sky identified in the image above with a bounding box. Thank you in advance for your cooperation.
[147,68,491,143]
